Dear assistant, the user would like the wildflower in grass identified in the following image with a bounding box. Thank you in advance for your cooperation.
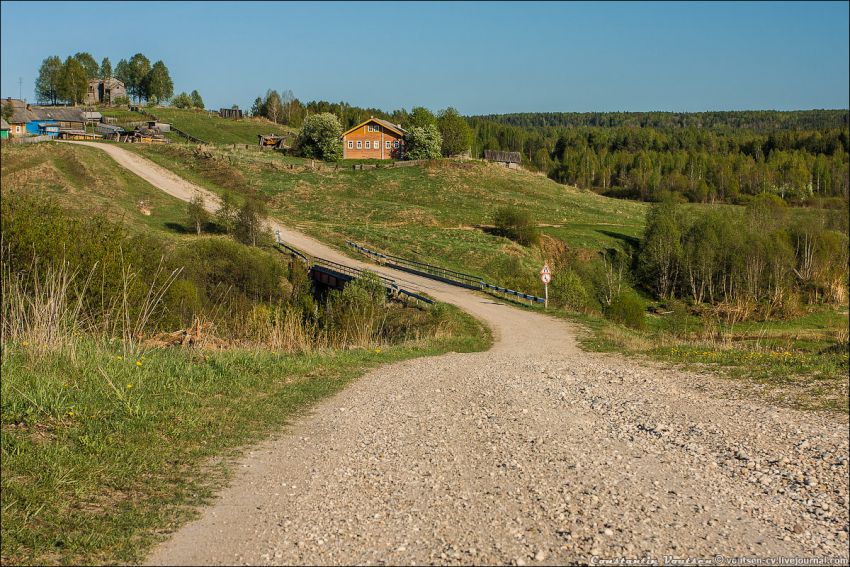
[375,348,381,354]
[116,355,123,360]
[136,360,142,367]
[127,383,133,389]
[67,411,75,417]
[22,341,29,347]
[63,383,69,388]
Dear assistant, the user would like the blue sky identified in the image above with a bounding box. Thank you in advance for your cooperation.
[1,1,848,114]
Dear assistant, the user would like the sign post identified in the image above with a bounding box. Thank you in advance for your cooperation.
[540,262,551,309]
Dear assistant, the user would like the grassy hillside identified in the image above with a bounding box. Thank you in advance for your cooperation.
[1,143,187,234]
[98,106,295,145]
[121,144,647,288]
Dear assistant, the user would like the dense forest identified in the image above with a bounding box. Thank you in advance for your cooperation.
[250,91,849,205]
[468,111,849,204]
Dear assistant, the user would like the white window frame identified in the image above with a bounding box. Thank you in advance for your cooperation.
[357,140,362,149]
[365,141,371,149]
[394,140,399,148]
[348,140,353,149]
[386,141,391,149]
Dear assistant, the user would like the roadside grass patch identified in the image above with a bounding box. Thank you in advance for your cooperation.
[569,307,849,413]
[1,304,489,566]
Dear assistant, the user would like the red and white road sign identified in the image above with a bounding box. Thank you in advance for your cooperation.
[540,263,551,284]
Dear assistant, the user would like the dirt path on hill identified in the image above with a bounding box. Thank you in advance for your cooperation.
[65,141,849,565]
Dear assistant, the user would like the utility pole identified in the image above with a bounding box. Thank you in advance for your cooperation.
[19,76,22,100]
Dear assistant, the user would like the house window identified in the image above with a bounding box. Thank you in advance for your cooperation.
[386,141,391,149]
[357,141,362,149]
[365,141,371,149]
[348,140,353,149]
[394,140,399,148]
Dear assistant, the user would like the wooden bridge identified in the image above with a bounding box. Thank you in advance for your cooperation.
[273,232,434,305]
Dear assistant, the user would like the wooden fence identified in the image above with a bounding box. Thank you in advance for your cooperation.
[8,135,53,144]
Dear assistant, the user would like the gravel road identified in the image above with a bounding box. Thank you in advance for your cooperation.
[65,142,849,565]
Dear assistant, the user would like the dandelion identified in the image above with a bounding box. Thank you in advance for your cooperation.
[136,360,142,367]
[375,348,381,354]
[67,411,75,417]
[126,383,133,389]
[63,383,69,388]
[116,355,123,360]
[22,341,30,347]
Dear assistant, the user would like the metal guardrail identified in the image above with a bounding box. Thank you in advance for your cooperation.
[347,241,484,290]
[273,232,433,305]
[347,241,546,305]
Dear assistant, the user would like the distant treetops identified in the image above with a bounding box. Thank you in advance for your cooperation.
[34,52,202,108]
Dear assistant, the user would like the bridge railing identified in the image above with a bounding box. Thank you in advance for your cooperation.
[347,241,546,305]
[347,241,484,290]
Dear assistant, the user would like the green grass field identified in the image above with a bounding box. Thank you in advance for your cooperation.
[121,145,647,288]
[1,319,488,565]
[1,143,188,235]
[98,106,295,145]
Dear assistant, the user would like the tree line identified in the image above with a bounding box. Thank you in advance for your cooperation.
[468,117,850,204]
[472,110,848,132]
[35,52,177,106]
[637,194,848,319]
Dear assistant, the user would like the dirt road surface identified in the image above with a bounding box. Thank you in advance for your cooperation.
[65,142,849,565]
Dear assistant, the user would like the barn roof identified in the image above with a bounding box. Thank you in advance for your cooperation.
[4,99,86,124]
[36,107,86,122]
[341,117,406,137]
[4,99,37,124]
[484,150,522,164]
[0,118,9,130]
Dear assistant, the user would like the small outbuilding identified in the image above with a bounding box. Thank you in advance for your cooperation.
[1,118,9,140]
[96,123,125,136]
[220,107,243,119]
[258,134,287,149]
[484,150,522,169]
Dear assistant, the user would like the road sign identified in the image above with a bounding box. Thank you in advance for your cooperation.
[541,263,551,308]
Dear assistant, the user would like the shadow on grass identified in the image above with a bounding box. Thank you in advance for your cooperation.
[598,229,640,250]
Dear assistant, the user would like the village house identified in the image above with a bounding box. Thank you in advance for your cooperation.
[341,117,405,160]
[3,98,86,137]
[1,118,9,140]
[85,77,127,105]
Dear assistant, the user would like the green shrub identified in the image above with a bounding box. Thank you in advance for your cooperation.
[606,290,646,329]
[550,269,589,311]
[665,298,690,338]
[493,206,540,247]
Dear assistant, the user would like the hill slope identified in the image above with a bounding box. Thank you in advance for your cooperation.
[99,107,295,145]
[120,144,647,291]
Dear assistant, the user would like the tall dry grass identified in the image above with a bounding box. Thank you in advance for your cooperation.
[1,248,181,360]
[1,259,92,360]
